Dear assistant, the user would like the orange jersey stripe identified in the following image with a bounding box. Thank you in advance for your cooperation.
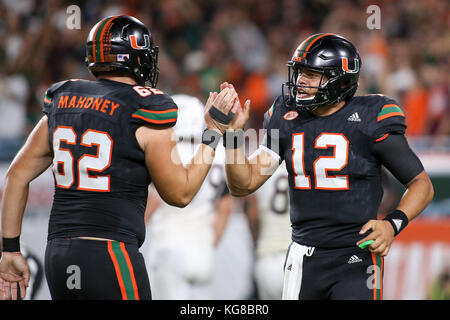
[107,241,128,299]
[119,242,139,300]
[137,108,178,114]
[377,112,405,122]
[381,104,400,110]
[132,114,177,124]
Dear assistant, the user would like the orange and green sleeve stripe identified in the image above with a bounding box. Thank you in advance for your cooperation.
[377,104,404,122]
[132,108,178,124]
[107,241,140,300]
[44,93,52,104]
[268,103,274,117]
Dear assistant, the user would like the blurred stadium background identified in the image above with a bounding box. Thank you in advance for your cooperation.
[0,0,448,300]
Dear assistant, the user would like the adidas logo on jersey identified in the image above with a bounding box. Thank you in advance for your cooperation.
[347,112,361,122]
[348,255,363,264]
[287,264,292,271]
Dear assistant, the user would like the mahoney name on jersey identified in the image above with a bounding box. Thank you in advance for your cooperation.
[42,78,178,247]
[55,95,120,116]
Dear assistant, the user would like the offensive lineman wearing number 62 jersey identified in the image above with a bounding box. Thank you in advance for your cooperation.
[0,15,238,300]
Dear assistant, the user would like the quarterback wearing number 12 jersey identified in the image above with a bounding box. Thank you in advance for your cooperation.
[263,93,405,249]
[244,34,430,300]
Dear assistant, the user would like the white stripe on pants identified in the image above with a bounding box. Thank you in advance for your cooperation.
[282,242,314,300]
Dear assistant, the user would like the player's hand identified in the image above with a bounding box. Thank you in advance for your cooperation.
[356,220,395,257]
[0,252,30,300]
[204,86,238,134]
[219,83,250,131]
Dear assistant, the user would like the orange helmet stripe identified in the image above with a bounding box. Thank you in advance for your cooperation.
[300,33,336,58]
[92,16,119,63]
[99,16,120,63]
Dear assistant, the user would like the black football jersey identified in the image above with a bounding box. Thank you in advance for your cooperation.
[43,78,178,246]
[263,94,406,248]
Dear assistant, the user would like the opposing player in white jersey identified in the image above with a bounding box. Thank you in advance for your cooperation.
[144,94,231,300]
[247,162,292,299]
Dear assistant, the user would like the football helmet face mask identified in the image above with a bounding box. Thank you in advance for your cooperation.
[86,15,159,87]
[282,33,361,112]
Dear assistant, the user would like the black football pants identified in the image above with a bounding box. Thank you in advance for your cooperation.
[45,238,151,300]
[282,241,384,300]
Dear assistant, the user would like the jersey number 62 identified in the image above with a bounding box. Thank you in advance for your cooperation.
[52,126,113,192]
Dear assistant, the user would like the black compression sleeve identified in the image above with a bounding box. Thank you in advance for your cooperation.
[373,134,424,185]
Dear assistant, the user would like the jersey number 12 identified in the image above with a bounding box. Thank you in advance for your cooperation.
[292,133,349,190]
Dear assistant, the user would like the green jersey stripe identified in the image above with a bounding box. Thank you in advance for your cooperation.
[378,105,404,117]
[133,109,178,121]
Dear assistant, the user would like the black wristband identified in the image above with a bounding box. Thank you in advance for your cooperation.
[209,105,234,124]
[223,130,244,149]
[202,129,221,151]
[383,209,409,236]
[2,236,21,252]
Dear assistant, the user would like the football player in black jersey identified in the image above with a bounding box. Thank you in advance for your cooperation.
[0,16,237,300]
[223,33,434,299]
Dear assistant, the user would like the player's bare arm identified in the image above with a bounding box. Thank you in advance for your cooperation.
[136,87,237,207]
[1,117,53,238]
[226,147,280,197]
[397,171,434,221]
[0,116,53,299]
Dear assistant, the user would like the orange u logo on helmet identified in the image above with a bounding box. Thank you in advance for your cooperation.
[341,57,359,73]
[129,34,150,49]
